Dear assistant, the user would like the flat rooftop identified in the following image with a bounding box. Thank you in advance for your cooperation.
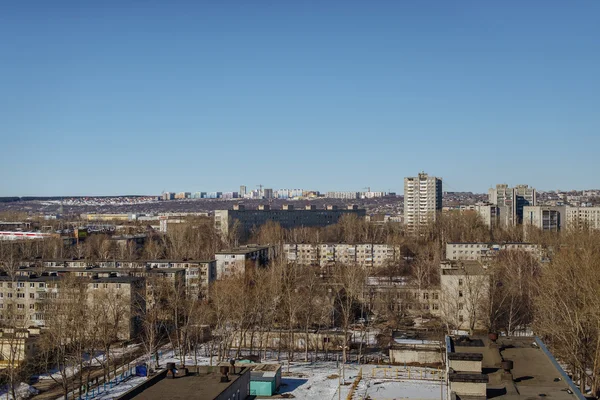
[215,245,271,255]
[131,366,249,400]
[449,336,584,400]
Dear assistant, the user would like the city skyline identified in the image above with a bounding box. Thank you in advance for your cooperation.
[2,2,600,196]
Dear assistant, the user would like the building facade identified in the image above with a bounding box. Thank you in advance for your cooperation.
[284,243,401,268]
[565,206,600,230]
[488,184,536,226]
[446,242,541,261]
[404,173,442,234]
[522,205,564,232]
[214,205,366,238]
[215,246,275,278]
[0,275,145,340]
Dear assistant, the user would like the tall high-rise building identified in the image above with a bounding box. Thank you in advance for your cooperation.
[404,172,442,233]
[488,184,536,226]
[263,188,274,199]
[239,185,247,198]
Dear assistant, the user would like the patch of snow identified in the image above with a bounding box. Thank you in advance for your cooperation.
[0,382,39,400]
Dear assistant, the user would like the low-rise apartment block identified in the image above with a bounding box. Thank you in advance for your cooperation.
[565,206,600,230]
[215,245,275,278]
[284,243,401,268]
[446,242,541,261]
[26,259,217,298]
[440,261,489,332]
[0,275,145,340]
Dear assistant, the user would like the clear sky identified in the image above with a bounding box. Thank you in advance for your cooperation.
[2,1,599,196]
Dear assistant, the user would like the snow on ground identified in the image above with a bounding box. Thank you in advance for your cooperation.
[36,366,80,381]
[83,345,446,400]
[0,382,40,400]
[360,379,446,400]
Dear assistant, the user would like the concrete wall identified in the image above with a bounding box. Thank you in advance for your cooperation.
[389,348,443,365]
[215,368,250,400]
[448,359,482,373]
[450,381,487,397]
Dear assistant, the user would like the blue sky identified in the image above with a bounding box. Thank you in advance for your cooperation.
[1,1,599,196]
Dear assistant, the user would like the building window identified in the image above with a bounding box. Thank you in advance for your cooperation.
[17,282,24,288]
[93,284,98,289]
[458,279,463,286]
[458,303,464,310]
[459,290,463,297]
[459,315,464,322]
[29,283,35,288]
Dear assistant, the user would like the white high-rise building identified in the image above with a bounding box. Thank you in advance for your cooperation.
[404,172,442,233]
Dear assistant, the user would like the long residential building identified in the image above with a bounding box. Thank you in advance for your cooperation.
[283,243,402,268]
[446,242,541,261]
[565,206,600,230]
[0,274,145,340]
[17,259,217,297]
[404,172,442,234]
[214,204,366,238]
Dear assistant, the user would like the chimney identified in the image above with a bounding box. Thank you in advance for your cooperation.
[501,360,514,373]
[220,366,230,382]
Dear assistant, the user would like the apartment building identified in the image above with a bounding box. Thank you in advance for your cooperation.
[404,173,442,234]
[446,242,541,261]
[440,262,489,332]
[283,243,401,268]
[215,245,275,278]
[523,205,565,232]
[21,259,216,298]
[565,206,600,230]
[0,328,41,370]
[0,275,145,340]
[474,202,499,228]
[488,184,536,226]
[365,276,442,319]
[325,191,360,200]
[214,205,366,238]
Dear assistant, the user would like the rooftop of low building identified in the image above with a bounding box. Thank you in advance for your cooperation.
[447,335,584,400]
[215,245,272,255]
[128,366,250,400]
